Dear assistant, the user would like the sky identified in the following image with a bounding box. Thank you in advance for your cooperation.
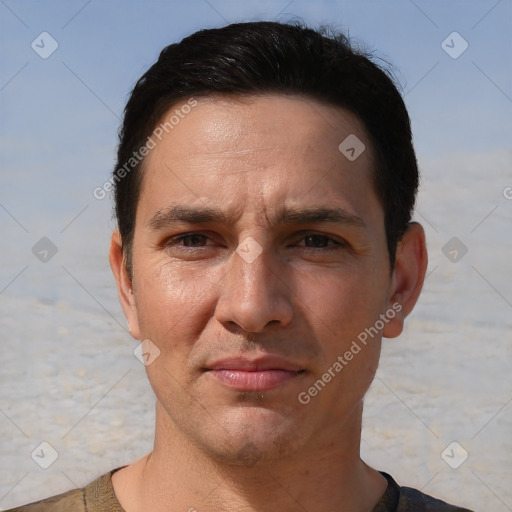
[0,1,511,330]
[1,0,511,300]
[1,0,511,227]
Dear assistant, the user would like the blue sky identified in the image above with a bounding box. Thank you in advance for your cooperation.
[1,1,511,216]
[1,0,511,300]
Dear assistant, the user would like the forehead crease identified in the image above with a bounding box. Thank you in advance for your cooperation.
[146,202,366,231]
[176,146,278,161]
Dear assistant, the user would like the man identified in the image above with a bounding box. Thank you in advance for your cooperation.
[9,21,473,512]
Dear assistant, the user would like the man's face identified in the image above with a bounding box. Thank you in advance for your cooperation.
[119,94,398,464]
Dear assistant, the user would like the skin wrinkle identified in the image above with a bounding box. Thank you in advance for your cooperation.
[147,204,367,232]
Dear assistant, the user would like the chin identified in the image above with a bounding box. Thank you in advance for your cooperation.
[197,405,306,467]
[204,434,299,468]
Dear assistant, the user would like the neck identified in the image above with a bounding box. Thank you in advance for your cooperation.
[112,401,387,512]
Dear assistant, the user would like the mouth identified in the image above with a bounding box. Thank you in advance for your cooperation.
[204,356,306,392]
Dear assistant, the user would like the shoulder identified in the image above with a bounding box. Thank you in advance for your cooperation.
[3,469,125,512]
[398,486,474,512]
[3,488,85,512]
[377,472,474,512]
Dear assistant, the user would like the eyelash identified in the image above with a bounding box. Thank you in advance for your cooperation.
[165,232,346,250]
[167,233,210,248]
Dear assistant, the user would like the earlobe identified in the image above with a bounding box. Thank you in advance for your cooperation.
[382,222,428,339]
[109,230,141,340]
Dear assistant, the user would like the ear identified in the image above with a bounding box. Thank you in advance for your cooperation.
[109,230,141,340]
[382,222,428,339]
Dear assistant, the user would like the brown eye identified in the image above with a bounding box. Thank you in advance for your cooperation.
[303,234,332,248]
[165,233,211,248]
[180,234,208,247]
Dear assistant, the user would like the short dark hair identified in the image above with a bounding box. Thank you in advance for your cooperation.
[114,20,418,274]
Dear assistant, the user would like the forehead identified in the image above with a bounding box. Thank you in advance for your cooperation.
[150,94,373,164]
[137,94,381,226]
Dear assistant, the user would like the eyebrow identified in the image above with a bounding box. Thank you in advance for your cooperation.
[148,205,230,230]
[147,204,366,230]
[272,206,366,228]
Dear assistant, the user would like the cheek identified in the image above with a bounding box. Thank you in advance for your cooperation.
[300,266,388,341]
[133,258,221,346]
[298,271,385,411]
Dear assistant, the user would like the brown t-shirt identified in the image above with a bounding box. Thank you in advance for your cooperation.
[5,469,474,512]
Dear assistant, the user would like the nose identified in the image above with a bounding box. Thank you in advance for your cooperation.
[214,240,294,333]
